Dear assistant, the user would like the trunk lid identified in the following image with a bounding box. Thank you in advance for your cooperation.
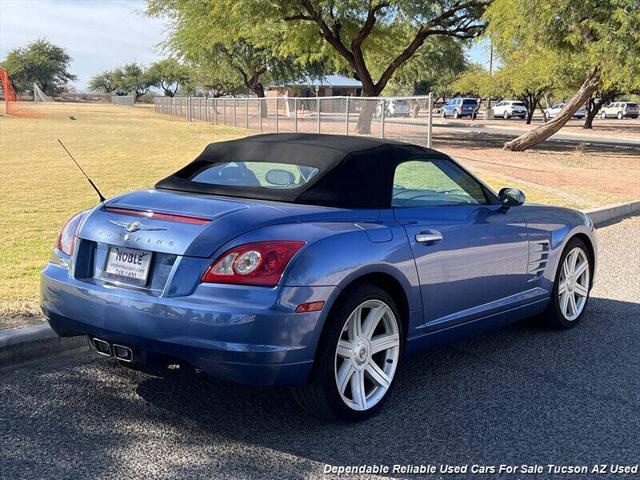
[78,188,346,258]
[79,189,254,257]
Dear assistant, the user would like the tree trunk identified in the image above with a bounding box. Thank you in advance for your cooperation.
[356,98,378,134]
[410,99,420,118]
[583,98,600,129]
[539,106,548,123]
[252,83,265,98]
[251,83,268,118]
[356,87,379,134]
[504,68,600,151]
[525,107,534,124]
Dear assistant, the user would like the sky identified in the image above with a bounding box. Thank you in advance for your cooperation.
[0,0,166,91]
[0,0,491,92]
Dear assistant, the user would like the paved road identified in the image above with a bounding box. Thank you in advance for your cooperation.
[1,217,639,480]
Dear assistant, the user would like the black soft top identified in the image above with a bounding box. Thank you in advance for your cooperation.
[156,133,448,208]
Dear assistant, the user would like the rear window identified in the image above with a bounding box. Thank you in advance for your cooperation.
[394,100,409,106]
[190,161,319,189]
[462,99,477,105]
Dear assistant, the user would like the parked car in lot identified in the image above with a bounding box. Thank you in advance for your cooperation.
[545,102,587,119]
[492,100,528,119]
[42,134,597,421]
[441,97,479,118]
[376,99,411,118]
[600,101,639,119]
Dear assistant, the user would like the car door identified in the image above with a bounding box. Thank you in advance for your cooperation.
[392,159,530,331]
[445,100,455,115]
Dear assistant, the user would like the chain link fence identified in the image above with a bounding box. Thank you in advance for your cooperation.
[112,95,135,106]
[154,95,434,147]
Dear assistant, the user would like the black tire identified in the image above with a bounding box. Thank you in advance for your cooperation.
[292,284,403,422]
[540,237,592,329]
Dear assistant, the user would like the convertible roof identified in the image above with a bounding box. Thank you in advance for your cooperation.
[156,133,447,208]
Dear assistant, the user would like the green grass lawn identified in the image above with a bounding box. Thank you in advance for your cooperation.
[0,103,245,319]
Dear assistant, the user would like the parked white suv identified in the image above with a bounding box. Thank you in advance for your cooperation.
[492,100,527,119]
[376,99,411,118]
[545,103,587,119]
[600,102,639,119]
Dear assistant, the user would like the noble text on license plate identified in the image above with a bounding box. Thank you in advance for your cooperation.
[103,246,152,286]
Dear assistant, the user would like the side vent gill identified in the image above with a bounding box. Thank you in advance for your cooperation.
[528,240,550,282]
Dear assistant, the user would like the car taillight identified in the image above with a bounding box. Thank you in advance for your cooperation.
[202,241,305,286]
[56,211,88,256]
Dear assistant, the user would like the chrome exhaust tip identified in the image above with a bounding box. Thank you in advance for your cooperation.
[92,338,112,357]
[112,343,133,363]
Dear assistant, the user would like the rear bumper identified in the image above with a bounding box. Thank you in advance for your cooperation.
[41,262,337,386]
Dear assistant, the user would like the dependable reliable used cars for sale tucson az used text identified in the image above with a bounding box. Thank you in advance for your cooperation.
[42,134,597,421]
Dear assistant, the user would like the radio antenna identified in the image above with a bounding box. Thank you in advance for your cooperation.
[57,139,105,202]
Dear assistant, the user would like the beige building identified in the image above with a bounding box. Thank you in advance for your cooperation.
[266,75,363,98]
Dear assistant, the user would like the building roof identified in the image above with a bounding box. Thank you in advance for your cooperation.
[271,75,362,89]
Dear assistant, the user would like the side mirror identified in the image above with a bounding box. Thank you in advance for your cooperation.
[499,187,526,208]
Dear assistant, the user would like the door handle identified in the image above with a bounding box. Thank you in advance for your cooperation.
[415,231,443,244]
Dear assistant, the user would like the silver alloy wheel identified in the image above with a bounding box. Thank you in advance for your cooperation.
[334,299,400,411]
[558,247,590,321]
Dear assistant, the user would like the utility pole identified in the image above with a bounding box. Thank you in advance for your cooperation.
[489,38,494,77]
[484,38,495,120]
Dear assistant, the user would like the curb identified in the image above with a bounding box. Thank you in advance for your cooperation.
[584,200,640,227]
[1,201,638,367]
[0,323,87,367]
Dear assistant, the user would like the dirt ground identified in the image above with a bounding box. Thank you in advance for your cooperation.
[435,116,640,140]
[433,133,640,209]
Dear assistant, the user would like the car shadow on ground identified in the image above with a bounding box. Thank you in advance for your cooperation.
[133,296,640,473]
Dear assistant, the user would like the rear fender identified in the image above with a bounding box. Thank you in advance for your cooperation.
[216,217,420,302]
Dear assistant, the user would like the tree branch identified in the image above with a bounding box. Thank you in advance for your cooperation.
[352,1,390,51]
[376,1,486,93]
[298,0,356,69]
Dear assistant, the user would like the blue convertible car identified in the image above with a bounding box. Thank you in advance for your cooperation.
[42,134,596,421]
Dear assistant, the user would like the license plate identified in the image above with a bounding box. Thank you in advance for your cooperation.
[103,246,152,286]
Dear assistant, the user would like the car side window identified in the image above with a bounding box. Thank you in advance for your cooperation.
[392,160,488,207]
